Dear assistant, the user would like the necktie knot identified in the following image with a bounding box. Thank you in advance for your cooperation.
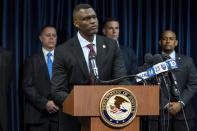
[87,43,94,49]
[87,44,95,53]
[47,52,52,57]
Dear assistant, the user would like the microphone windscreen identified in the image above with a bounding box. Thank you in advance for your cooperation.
[153,54,163,64]
[144,53,153,64]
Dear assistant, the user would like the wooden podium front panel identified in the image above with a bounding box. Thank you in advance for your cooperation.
[81,117,139,131]
[63,85,159,116]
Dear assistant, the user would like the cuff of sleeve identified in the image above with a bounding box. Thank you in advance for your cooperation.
[164,103,169,109]
[178,101,185,107]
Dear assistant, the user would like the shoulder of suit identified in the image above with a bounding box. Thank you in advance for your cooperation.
[176,53,193,62]
[25,51,44,62]
[96,35,119,49]
[97,34,116,43]
[56,36,76,50]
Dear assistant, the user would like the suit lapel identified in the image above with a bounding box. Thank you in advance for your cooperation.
[96,36,105,73]
[38,50,51,81]
[175,54,182,68]
[71,36,89,79]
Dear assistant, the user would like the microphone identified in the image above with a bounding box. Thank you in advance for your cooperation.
[89,54,99,82]
[152,54,171,91]
[144,53,154,65]
[136,55,178,83]
[162,54,180,101]
[152,54,163,64]
[143,53,159,84]
[91,54,147,85]
[138,53,154,72]
[98,75,147,85]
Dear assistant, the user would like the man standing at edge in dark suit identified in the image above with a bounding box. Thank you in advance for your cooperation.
[149,30,197,131]
[0,47,12,131]
[51,4,129,131]
[23,25,59,131]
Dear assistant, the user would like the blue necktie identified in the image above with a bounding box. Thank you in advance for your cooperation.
[47,52,53,79]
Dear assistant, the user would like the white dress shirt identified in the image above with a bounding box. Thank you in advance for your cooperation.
[42,47,54,63]
[77,31,97,71]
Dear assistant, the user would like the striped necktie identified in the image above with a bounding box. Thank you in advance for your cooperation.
[87,44,96,84]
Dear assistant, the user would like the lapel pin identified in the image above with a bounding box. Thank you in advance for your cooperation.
[102,45,106,48]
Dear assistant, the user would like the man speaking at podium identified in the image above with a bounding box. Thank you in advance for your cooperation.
[51,4,129,131]
[149,30,197,131]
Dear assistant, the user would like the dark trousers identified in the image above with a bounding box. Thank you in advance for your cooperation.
[59,111,81,131]
[26,120,58,131]
[148,118,195,131]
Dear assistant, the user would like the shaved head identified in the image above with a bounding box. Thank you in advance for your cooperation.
[73,4,93,19]
[161,30,176,39]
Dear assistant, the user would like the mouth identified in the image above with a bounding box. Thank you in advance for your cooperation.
[90,25,97,30]
[112,35,118,37]
[48,42,56,45]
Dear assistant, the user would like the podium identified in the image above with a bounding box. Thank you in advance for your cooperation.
[63,85,159,131]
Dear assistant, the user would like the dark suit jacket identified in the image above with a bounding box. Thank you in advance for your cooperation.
[160,54,197,120]
[51,35,129,105]
[119,45,137,75]
[51,35,129,131]
[23,51,58,124]
[0,47,12,131]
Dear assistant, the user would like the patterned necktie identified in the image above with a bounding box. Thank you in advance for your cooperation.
[47,52,53,79]
[87,44,96,84]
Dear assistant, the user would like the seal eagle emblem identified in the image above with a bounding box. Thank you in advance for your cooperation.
[100,87,137,128]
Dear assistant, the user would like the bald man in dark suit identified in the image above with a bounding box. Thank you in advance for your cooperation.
[148,30,197,131]
[0,47,12,131]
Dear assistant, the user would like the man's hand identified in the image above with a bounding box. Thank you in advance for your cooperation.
[46,100,59,114]
[167,102,182,115]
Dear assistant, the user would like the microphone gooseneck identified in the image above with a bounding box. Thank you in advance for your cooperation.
[162,54,180,100]
[98,75,147,85]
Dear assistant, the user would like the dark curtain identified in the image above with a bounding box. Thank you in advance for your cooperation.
[0,0,197,131]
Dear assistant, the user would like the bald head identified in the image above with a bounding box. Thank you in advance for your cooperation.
[72,4,98,41]
[73,4,93,19]
[161,30,176,40]
[159,30,178,54]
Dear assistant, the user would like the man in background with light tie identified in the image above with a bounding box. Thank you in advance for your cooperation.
[51,4,129,131]
[23,25,59,131]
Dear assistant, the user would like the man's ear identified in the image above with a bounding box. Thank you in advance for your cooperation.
[39,36,42,43]
[159,40,161,46]
[175,40,178,47]
[102,28,106,35]
[73,19,79,28]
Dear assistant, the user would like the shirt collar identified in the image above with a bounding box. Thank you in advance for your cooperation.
[162,50,176,60]
[77,31,96,48]
[42,47,54,56]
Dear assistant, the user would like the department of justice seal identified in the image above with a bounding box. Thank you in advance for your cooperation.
[100,87,137,128]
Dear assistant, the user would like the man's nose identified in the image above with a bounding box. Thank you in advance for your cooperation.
[166,38,170,42]
[90,17,96,24]
[49,35,55,40]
